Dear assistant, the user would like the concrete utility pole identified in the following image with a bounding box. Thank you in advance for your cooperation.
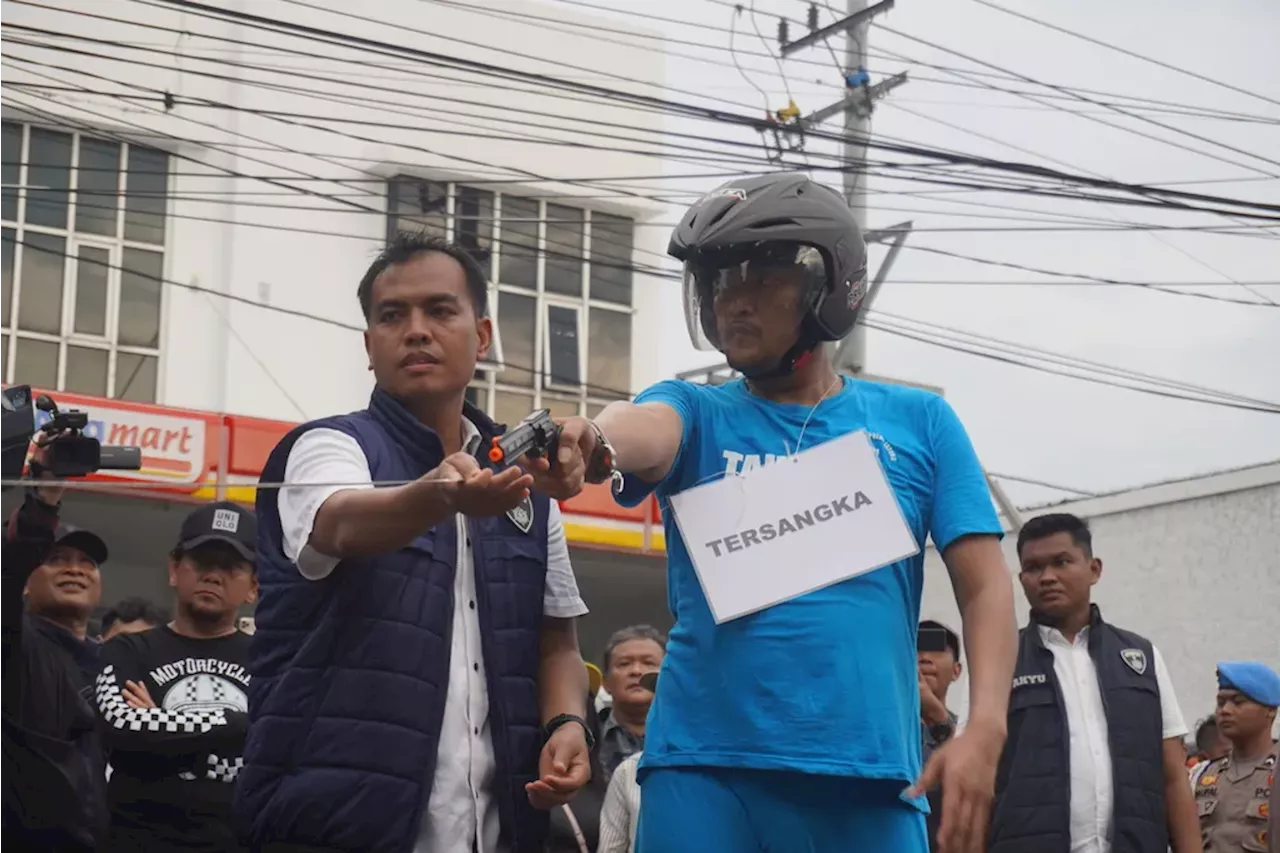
[843,0,871,226]
[778,3,1023,530]
[781,0,907,375]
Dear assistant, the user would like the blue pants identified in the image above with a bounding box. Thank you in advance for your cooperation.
[635,767,929,853]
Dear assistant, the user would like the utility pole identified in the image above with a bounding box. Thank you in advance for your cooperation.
[843,0,871,226]
[781,0,906,374]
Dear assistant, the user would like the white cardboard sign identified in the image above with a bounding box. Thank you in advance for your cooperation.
[669,430,921,623]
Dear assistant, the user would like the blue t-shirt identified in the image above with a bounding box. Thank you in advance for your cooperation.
[616,376,1002,789]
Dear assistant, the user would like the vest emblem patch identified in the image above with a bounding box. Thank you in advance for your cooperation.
[1121,648,1147,675]
[507,496,534,534]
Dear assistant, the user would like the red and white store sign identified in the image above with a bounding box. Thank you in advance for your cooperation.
[29,391,209,485]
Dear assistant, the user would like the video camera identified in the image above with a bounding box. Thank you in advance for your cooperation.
[1,385,142,489]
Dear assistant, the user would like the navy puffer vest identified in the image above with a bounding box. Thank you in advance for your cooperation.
[234,389,551,853]
[989,605,1167,853]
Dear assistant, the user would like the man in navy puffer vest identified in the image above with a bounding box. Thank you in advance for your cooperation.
[990,513,1201,853]
[234,234,593,853]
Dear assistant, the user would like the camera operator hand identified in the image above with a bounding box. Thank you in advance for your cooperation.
[432,451,534,517]
[28,432,67,507]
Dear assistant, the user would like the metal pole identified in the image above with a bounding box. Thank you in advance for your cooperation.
[839,0,871,372]
[844,0,869,225]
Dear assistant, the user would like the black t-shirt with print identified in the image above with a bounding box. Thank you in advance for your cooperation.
[94,625,251,853]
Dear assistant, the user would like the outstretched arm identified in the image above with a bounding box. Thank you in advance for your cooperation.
[593,401,685,482]
[525,379,700,501]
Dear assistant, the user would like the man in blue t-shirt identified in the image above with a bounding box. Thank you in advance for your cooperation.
[527,173,1017,853]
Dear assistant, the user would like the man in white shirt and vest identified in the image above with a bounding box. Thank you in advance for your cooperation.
[237,234,593,853]
[990,512,1202,853]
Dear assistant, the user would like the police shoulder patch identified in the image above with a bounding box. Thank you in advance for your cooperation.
[1121,647,1147,675]
[507,496,534,534]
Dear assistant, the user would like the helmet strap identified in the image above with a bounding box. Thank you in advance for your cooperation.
[738,328,820,382]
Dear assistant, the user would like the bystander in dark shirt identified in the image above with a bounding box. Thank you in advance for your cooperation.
[2,492,108,852]
[598,707,645,782]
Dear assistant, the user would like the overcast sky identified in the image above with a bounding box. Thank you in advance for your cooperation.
[570,0,1280,507]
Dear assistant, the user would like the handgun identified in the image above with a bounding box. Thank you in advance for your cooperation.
[485,409,560,469]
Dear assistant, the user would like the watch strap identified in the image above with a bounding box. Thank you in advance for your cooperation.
[543,713,595,750]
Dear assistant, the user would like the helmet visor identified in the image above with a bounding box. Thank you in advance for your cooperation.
[681,241,829,352]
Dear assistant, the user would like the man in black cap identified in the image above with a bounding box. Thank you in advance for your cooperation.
[3,443,110,851]
[94,501,258,853]
[22,521,110,694]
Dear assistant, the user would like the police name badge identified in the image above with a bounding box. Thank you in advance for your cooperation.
[668,430,920,623]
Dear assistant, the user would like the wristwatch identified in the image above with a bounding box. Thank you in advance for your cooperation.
[543,714,596,750]
[583,420,624,496]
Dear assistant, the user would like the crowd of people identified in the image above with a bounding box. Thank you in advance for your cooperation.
[3,171,1276,853]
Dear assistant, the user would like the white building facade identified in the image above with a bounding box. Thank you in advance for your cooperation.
[1,0,679,654]
[920,461,1280,731]
[2,0,674,421]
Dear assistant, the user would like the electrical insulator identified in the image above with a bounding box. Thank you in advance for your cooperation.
[808,4,819,31]
[777,18,789,48]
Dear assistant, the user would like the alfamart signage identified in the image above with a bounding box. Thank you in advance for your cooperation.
[33,402,207,485]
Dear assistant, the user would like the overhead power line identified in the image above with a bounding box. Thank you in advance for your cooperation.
[969,0,1280,111]
[81,0,1280,221]
[8,86,1280,311]
[9,232,1276,417]
[11,33,1279,237]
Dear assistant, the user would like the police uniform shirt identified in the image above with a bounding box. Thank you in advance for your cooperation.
[1194,746,1276,852]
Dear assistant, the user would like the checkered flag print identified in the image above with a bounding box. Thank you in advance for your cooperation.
[205,753,244,783]
[95,665,227,734]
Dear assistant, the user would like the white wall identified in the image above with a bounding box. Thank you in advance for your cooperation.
[4,0,672,422]
[921,473,1280,729]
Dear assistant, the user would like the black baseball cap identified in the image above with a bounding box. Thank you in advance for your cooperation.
[178,501,256,563]
[52,523,109,566]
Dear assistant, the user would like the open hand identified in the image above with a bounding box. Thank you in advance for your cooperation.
[521,417,594,501]
[907,720,1004,853]
[123,680,156,709]
[431,452,533,518]
[526,723,591,809]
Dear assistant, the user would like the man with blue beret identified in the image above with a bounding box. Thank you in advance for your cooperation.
[1193,661,1278,852]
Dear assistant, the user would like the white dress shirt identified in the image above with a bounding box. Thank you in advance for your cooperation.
[279,423,588,853]
[1037,625,1187,853]
[597,752,642,853]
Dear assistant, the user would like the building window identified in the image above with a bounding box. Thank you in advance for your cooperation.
[387,176,634,421]
[1,121,168,402]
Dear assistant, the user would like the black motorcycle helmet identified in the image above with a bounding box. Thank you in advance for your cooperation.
[669,172,869,378]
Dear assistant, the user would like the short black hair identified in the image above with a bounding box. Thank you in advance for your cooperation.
[602,624,667,671]
[357,231,488,321]
[919,619,961,663]
[101,596,168,632]
[1194,716,1220,753]
[1017,512,1093,558]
